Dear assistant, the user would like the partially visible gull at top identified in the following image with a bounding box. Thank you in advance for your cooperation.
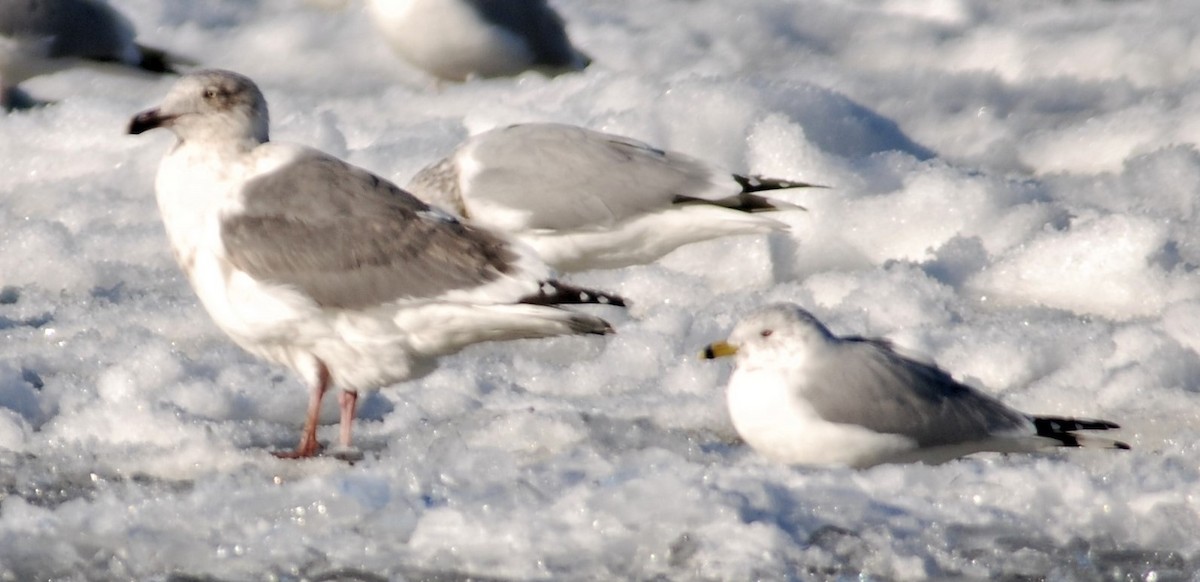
[127,69,625,460]
[0,0,190,110]
[406,122,818,272]
[366,0,590,83]
[702,303,1130,468]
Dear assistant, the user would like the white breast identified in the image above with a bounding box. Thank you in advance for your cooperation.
[726,367,917,468]
[155,143,319,352]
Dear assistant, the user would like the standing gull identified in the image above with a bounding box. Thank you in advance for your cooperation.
[127,69,624,459]
[366,0,590,83]
[702,304,1129,468]
[0,0,187,110]
[407,122,816,272]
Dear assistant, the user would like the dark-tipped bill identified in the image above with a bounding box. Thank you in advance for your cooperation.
[128,108,171,135]
[701,341,738,360]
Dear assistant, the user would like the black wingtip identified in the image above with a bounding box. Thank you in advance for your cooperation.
[732,173,828,193]
[1034,416,1121,434]
[135,44,195,75]
[672,192,806,213]
[1032,415,1128,449]
[520,281,627,308]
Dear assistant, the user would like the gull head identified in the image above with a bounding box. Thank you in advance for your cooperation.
[128,69,269,145]
[702,303,836,367]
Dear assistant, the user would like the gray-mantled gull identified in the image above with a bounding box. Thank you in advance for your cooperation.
[0,0,189,110]
[366,0,590,83]
[406,122,817,272]
[701,304,1129,468]
[127,69,625,459]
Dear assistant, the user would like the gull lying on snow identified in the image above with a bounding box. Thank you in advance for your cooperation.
[366,0,590,82]
[702,304,1129,468]
[128,69,624,459]
[407,122,816,272]
[0,0,188,110]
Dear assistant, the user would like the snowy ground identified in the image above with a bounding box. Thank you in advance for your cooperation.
[2,0,1200,579]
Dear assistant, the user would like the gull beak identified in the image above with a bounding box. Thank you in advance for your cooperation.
[128,107,172,135]
[701,340,738,360]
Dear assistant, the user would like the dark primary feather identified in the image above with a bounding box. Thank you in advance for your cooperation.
[134,43,181,74]
[1,86,41,110]
[519,280,626,308]
[673,174,818,213]
[806,338,1031,447]
[467,0,588,70]
[1032,416,1130,449]
[671,191,805,213]
[731,174,824,194]
[222,151,522,310]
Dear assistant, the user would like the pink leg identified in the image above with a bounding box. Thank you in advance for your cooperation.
[273,361,331,459]
[338,390,359,449]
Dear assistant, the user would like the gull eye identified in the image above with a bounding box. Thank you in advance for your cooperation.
[760,329,773,338]
[202,88,218,100]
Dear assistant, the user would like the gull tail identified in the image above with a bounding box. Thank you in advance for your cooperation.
[1032,416,1130,450]
[564,312,614,335]
[520,280,627,309]
[406,304,614,353]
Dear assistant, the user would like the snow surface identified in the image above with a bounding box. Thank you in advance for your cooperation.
[2,0,1200,579]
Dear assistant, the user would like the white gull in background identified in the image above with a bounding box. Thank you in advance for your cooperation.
[127,69,624,459]
[702,304,1129,468]
[366,0,590,83]
[406,122,816,272]
[0,0,187,110]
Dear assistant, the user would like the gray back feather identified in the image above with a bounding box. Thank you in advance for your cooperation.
[808,338,1030,446]
[0,0,134,61]
[222,151,519,310]
[463,123,717,229]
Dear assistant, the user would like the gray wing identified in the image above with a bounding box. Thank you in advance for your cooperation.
[0,0,136,62]
[455,123,718,230]
[407,157,466,217]
[806,339,1030,446]
[465,0,587,69]
[221,151,522,311]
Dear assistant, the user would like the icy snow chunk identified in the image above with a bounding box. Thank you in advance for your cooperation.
[0,409,31,452]
[0,363,44,428]
[970,213,1199,319]
[0,220,97,293]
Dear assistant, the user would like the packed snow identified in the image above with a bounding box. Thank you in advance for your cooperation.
[2,0,1199,579]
